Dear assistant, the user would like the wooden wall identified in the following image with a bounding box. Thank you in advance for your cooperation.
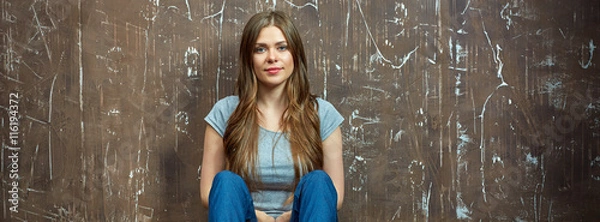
[1,0,599,221]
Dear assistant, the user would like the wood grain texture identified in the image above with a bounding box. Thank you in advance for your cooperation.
[1,0,599,221]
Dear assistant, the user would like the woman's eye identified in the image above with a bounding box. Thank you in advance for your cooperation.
[278,45,288,51]
[255,47,266,53]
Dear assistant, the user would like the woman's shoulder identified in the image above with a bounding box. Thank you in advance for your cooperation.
[206,95,240,121]
[213,95,240,111]
[205,96,240,137]
[218,95,239,103]
[315,97,336,111]
[314,97,343,121]
[314,97,344,140]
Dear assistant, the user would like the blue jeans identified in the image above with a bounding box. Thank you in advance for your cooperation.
[208,170,338,222]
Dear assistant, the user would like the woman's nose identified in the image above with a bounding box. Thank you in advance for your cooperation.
[267,50,278,63]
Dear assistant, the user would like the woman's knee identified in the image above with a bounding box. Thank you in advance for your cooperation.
[210,170,250,200]
[293,170,338,218]
[214,170,242,181]
[298,170,335,192]
[212,170,247,190]
[301,170,331,182]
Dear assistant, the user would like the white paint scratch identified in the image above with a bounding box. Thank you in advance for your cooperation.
[455,192,472,220]
[78,0,86,189]
[284,0,318,11]
[185,0,192,21]
[526,153,539,166]
[77,0,85,156]
[500,3,513,30]
[449,37,468,66]
[142,29,149,94]
[592,156,600,181]
[184,47,199,77]
[31,4,52,62]
[356,0,419,69]
[48,75,57,180]
[202,1,226,99]
[539,55,556,67]
[579,39,596,69]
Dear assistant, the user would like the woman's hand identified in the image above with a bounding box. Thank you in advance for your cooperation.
[275,211,291,222]
[255,210,275,222]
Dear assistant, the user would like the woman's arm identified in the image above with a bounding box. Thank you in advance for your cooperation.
[322,127,344,210]
[200,125,226,208]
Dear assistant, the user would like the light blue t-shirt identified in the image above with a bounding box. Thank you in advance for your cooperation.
[204,96,344,217]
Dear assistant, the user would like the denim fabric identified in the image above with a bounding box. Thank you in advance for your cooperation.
[291,170,338,222]
[208,170,338,222]
[208,171,258,222]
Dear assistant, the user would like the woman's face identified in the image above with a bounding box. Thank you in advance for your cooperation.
[252,26,294,90]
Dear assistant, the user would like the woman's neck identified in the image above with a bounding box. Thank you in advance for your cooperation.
[257,93,287,111]
[257,84,288,109]
[256,87,288,132]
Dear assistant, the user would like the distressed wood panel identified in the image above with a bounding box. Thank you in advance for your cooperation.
[1,0,599,221]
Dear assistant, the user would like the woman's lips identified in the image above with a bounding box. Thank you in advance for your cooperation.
[266,67,282,74]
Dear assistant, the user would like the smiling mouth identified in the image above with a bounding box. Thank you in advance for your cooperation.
[265,67,282,74]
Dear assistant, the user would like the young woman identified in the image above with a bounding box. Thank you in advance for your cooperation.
[200,10,344,222]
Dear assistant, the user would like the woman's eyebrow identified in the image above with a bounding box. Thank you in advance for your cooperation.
[254,41,288,46]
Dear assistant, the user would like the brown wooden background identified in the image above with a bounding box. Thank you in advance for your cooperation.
[1,0,599,221]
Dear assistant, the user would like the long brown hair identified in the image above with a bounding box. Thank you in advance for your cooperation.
[223,10,322,191]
